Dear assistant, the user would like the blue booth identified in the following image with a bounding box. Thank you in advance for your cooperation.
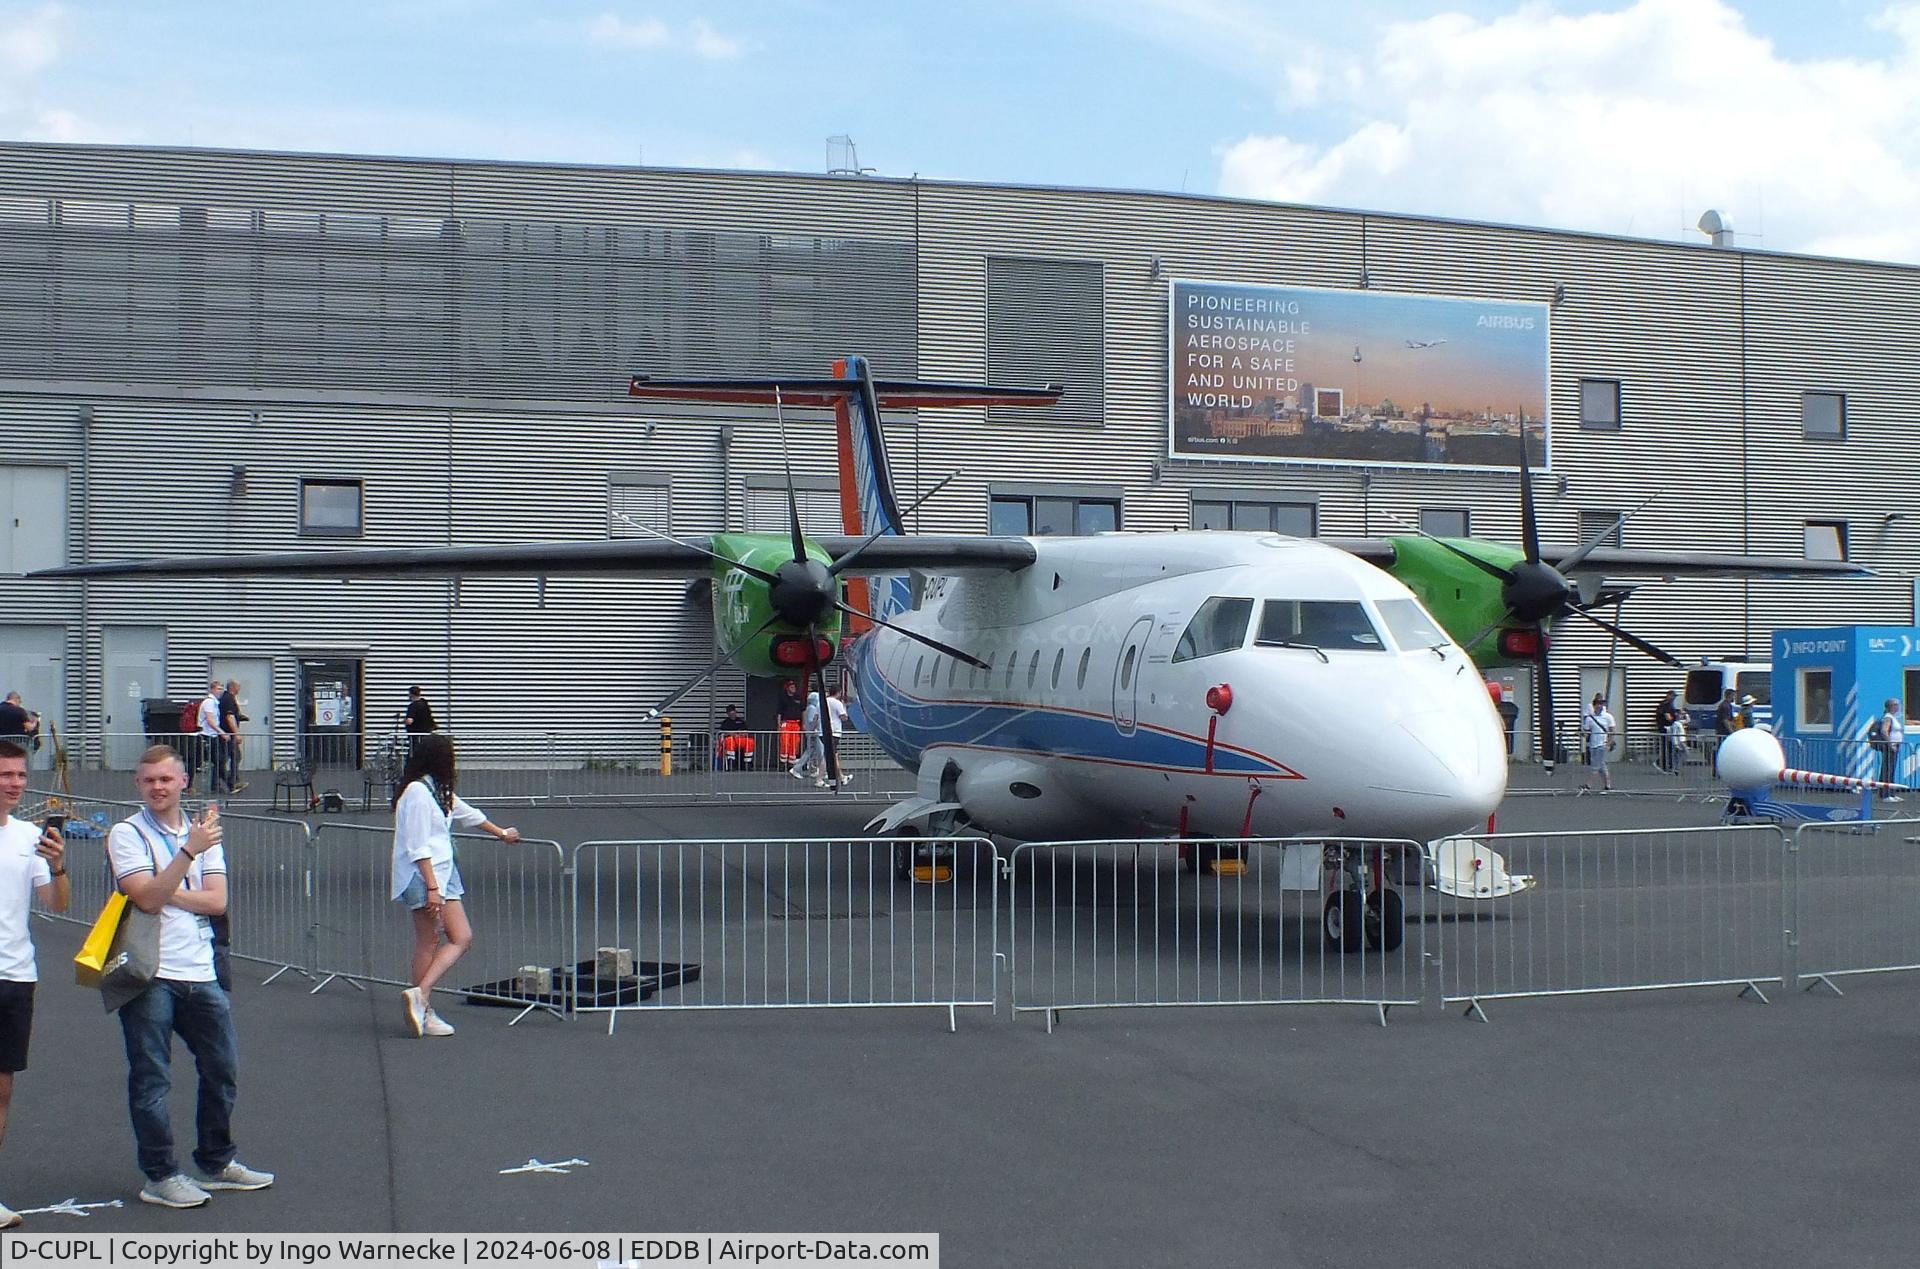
[1772,626,1920,785]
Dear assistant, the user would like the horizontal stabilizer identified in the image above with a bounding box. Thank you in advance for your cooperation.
[630,375,1061,410]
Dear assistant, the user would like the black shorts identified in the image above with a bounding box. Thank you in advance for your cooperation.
[0,980,34,1073]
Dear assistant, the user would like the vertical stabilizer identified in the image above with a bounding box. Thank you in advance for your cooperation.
[835,355,911,625]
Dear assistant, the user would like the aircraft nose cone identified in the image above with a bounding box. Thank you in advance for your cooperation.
[1369,708,1506,835]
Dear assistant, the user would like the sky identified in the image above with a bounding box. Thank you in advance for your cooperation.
[3,0,1920,263]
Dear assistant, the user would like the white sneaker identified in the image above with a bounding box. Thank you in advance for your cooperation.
[1885,795,1903,804]
[422,1008,455,1037]
[140,1173,212,1209]
[838,773,855,786]
[194,1160,275,1191]
[0,1200,19,1228]
[401,986,426,1037]
[790,766,807,781]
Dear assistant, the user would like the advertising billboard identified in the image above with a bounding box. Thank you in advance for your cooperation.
[1169,280,1550,470]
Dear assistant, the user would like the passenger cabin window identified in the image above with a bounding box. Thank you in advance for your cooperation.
[1256,600,1384,651]
[1376,598,1448,651]
[1051,648,1064,689]
[1076,648,1091,688]
[1172,597,1254,663]
[1027,654,1040,690]
[915,656,925,687]
[1005,653,1017,690]
[1120,646,1137,689]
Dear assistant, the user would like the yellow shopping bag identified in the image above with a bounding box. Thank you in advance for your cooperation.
[73,891,129,985]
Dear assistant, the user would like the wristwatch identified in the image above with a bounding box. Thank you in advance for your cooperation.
[50,867,66,877]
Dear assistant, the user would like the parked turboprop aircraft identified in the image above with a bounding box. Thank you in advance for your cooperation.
[1405,338,1448,349]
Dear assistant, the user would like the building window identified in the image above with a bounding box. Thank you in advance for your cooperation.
[1800,668,1834,730]
[745,475,840,534]
[989,493,1120,536]
[1906,670,1919,724]
[1193,497,1316,536]
[1579,378,1621,431]
[1578,510,1624,549]
[1802,391,1845,441]
[1419,508,1469,539]
[299,478,362,538]
[1804,520,1848,562]
[608,473,670,538]
[986,256,1104,423]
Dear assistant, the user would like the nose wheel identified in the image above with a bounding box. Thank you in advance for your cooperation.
[1322,887,1405,953]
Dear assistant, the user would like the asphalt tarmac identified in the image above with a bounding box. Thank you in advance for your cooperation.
[6,790,1919,1268]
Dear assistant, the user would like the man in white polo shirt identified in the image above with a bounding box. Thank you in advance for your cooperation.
[0,739,69,1228]
[196,682,230,796]
[108,744,273,1210]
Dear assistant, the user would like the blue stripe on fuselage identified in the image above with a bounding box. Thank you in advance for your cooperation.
[849,637,1295,778]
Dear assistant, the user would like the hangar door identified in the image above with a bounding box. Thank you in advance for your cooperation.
[0,625,65,771]
[0,466,68,574]
[102,626,166,769]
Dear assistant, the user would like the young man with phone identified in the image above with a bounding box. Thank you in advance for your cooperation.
[108,744,273,1209]
[0,739,69,1227]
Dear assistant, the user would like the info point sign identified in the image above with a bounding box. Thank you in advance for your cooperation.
[1167,279,1550,471]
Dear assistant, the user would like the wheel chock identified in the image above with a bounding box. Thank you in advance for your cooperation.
[1208,858,1247,876]
[911,863,952,884]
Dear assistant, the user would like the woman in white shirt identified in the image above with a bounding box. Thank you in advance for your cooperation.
[390,734,520,1037]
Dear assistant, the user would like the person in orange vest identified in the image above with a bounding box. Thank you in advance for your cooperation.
[716,705,756,771]
[776,680,805,764]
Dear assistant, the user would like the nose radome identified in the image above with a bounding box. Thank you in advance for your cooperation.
[1395,708,1507,819]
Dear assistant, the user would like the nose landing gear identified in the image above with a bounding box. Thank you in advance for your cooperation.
[1321,845,1407,953]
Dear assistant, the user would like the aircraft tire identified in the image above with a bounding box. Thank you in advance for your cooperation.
[892,829,921,881]
[1364,888,1405,953]
[1322,889,1365,953]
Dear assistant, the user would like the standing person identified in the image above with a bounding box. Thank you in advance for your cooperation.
[0,740,69,1228]
[0,695,36,752]
[390,734,520,1039]
[217,681,248,796]
[1581,693,1617,793]
[196,683,229,796]
[825,687,852,788]
[1715,689,1739,737]
[402,686,438,735]
[775,680,804,766]
[791,689,826,785]
[1654,690,1683,773]
[1870,698,1904,800]
[108,744,273,1209]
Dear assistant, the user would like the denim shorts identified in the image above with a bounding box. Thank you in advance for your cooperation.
[399,863,465,910]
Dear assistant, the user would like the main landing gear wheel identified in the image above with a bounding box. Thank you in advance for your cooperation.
[1366,889,1405,953]
[1322,889,1364,953]
[891,829,922,881]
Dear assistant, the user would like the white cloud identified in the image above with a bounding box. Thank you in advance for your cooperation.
[0,1,61,74]
[0,3,108,143]
[585,11,741,60]
[1213,0,1920,263]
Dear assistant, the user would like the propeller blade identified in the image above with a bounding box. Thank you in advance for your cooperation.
[642,614,782,720]
[833,599,989,669]
[772,387,809,563]
[806,624,838,792]
[1532,628,1556,767]
[1517,419,1543,566]
[1434,538,1517,585]
[610,512,780,586]
[1554,490,1660,574]
[828,470,962,578]
[1461,609,1518,655]
[1560,603,1686,668]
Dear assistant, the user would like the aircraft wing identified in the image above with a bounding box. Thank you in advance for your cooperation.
[29,535,1038,581]
[1322,538,1871,579]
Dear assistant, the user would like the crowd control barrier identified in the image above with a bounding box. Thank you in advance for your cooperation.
[1004,838,1430,1028]
[1431,825,1789,1018]
[569,837,999,1032]
[1791,816,1920,993]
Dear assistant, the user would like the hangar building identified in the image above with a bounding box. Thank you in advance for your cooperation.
[1,140,1914,770]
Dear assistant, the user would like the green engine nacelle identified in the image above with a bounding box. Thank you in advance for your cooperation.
[1383,535,1531,668]
[710,533,845,677]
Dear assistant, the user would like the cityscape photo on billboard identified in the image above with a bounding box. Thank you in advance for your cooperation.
[1169,280,1550,469]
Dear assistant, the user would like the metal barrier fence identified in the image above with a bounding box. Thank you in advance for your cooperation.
[1004,838,1429,1028]
[27,790,314,983]
[1432,825,1789,1017]
[55,730,919,808]
[569,837,998,1032]
[305,822,571,1021]
[1791,816,1920,993]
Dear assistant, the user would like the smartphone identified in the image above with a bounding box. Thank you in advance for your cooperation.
[43,813,65,834]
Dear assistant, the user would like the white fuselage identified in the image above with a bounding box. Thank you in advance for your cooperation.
[848,533,1507,843]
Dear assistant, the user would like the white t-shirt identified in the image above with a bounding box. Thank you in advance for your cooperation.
[1582,708,1615,746]
[0,816,53,983]
[826,696,849,737]
[197,694,223,738]
[108,810,225,982]
[390,778,487,900]
[1881,712,1905,747]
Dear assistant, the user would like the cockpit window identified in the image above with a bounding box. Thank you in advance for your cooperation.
[1173,597,1254,663]
[1375,598,1449,651]
[1256,600,1384,651]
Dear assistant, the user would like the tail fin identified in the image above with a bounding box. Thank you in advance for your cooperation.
[835,355,908,624]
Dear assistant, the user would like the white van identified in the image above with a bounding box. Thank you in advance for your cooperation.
[1683,660,1772,734]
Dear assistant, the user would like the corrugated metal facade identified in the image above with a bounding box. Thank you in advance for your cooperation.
[1,140,1914,759]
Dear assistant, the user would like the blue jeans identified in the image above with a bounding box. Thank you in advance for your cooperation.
[119,979,239,1181]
